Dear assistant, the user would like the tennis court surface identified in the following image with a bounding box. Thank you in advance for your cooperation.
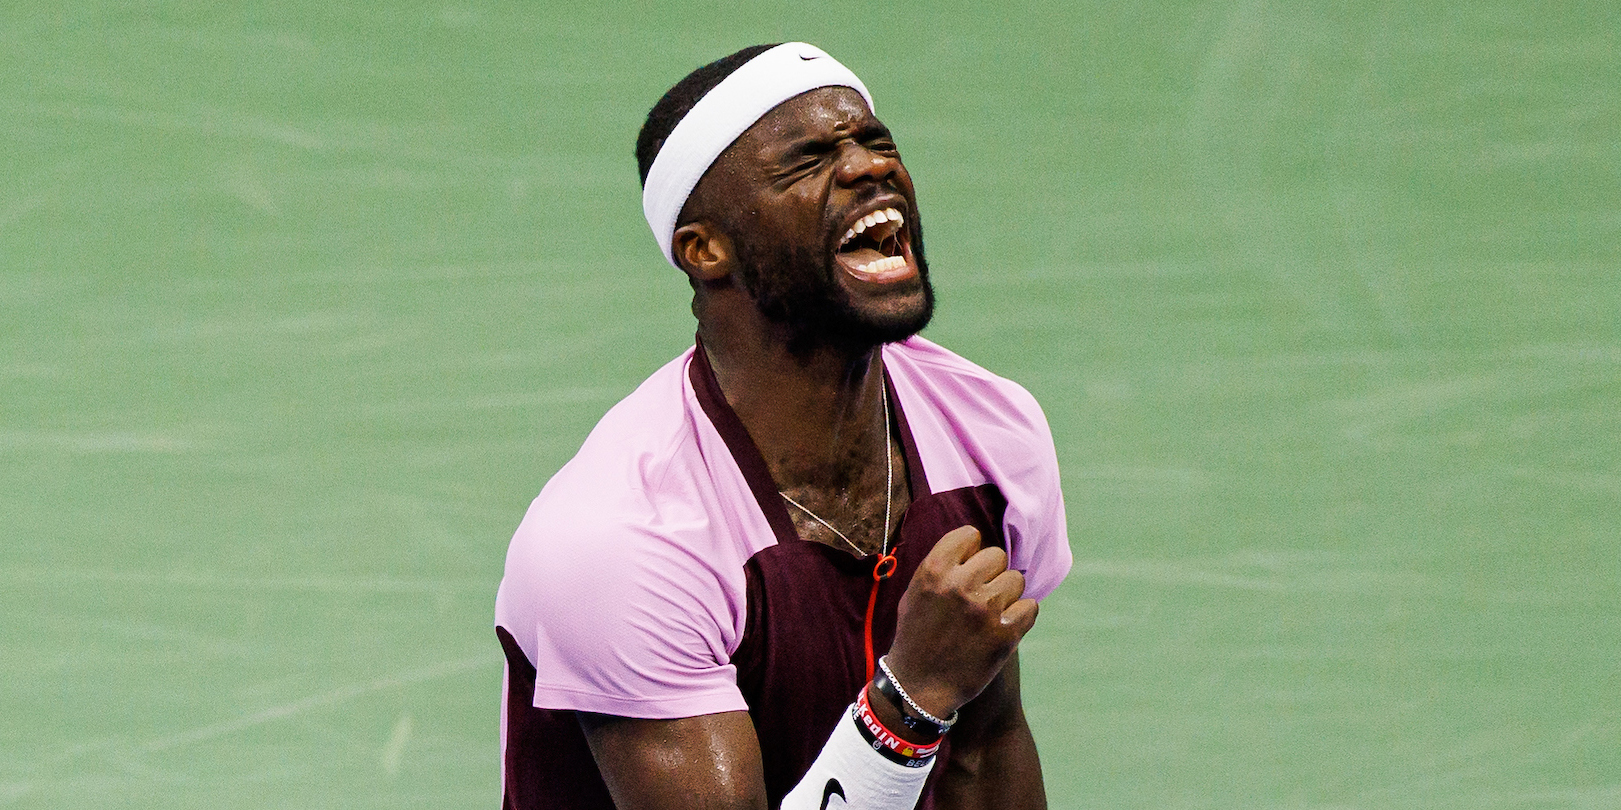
[3,2,1617,807]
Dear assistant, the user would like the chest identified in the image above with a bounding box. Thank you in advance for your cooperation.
[731,483,1008,805]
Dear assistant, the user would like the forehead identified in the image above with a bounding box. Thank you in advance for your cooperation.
[730,86,882,159]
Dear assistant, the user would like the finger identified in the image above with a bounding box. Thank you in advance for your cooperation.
[957,545,1010,585]
[1000,597,1040,637]
[925,525,983,567]
[980,567,1027,613]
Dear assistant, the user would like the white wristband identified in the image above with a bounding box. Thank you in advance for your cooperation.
[780,701,935,809]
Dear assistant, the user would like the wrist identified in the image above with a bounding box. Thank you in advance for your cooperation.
[878,653,961,719]
[872,656,958,739]
[864,681,941,746]
[854,687,941,766]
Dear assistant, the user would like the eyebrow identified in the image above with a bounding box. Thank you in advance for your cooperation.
[778,120,894,159]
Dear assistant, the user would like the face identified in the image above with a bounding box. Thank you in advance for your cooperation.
[693,86,933,353]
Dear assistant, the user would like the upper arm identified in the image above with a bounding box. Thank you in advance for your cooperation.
[579,710,768,810]
[498,507,750,719]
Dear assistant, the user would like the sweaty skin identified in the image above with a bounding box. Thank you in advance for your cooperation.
[578,87,1046,810]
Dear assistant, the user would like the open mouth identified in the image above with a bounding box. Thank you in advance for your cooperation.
[835,206,912,279]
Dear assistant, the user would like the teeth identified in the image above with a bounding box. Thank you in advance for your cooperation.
[840,207,905,248]
[856,255,907,274]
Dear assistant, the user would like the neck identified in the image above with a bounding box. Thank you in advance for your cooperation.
[697,304,887,491]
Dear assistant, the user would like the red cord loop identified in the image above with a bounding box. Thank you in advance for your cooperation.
[872,552,898,581]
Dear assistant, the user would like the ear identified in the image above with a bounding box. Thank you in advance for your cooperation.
[672,222,736,283]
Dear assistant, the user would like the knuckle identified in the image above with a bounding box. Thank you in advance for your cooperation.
[961,595,993,621]
[957,588,985,613]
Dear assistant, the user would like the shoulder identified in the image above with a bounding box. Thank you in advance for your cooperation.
[501,347,739,591]
[886,337,1072,599]
[884,336,1054,446]
[562,350,700,493]
[495,350,752,716]
[497,348,748,639]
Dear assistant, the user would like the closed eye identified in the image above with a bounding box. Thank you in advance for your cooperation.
[773,156,824,182]
[776,143,835,179]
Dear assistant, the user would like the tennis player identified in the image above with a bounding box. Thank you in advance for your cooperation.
[495,43,1072,809]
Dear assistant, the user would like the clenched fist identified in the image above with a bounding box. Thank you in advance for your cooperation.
[884,525,1038,720]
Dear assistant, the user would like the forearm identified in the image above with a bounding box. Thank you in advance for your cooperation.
[932,710,1046,810]
[780,692,936,809]
[930,654,1047,810]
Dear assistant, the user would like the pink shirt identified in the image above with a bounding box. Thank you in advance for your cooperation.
[495,336,1071,721]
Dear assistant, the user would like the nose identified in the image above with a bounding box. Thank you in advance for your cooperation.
[833,142,901,187]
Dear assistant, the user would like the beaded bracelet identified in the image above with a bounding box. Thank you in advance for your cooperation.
[875,656,958,737]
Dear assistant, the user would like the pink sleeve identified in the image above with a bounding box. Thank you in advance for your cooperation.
[1003,390,1072,603]
[881,338,1073,603]
[498,495,749,720]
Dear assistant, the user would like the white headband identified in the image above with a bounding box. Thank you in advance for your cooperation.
[642,43,876,267]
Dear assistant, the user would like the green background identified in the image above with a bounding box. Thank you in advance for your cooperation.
[3,1,1618,807]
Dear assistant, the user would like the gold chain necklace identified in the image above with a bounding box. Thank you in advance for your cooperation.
[779,374,893,558]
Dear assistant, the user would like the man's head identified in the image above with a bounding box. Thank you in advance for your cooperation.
[637,44,933,356]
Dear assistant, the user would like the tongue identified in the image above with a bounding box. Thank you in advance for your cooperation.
[837,247,887,272]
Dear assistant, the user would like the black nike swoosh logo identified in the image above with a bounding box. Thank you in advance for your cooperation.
[800,54,821,60]
[820,777,846,809]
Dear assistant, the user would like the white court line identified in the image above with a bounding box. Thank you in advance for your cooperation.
[1067,558,1428,594]
[380,713,414,777]
[0,567,490,594]
[2,654,500,805]
[1498,465,1621,496]
[141,653,498,753]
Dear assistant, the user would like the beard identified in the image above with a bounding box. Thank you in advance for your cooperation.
[731,215,935,358]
